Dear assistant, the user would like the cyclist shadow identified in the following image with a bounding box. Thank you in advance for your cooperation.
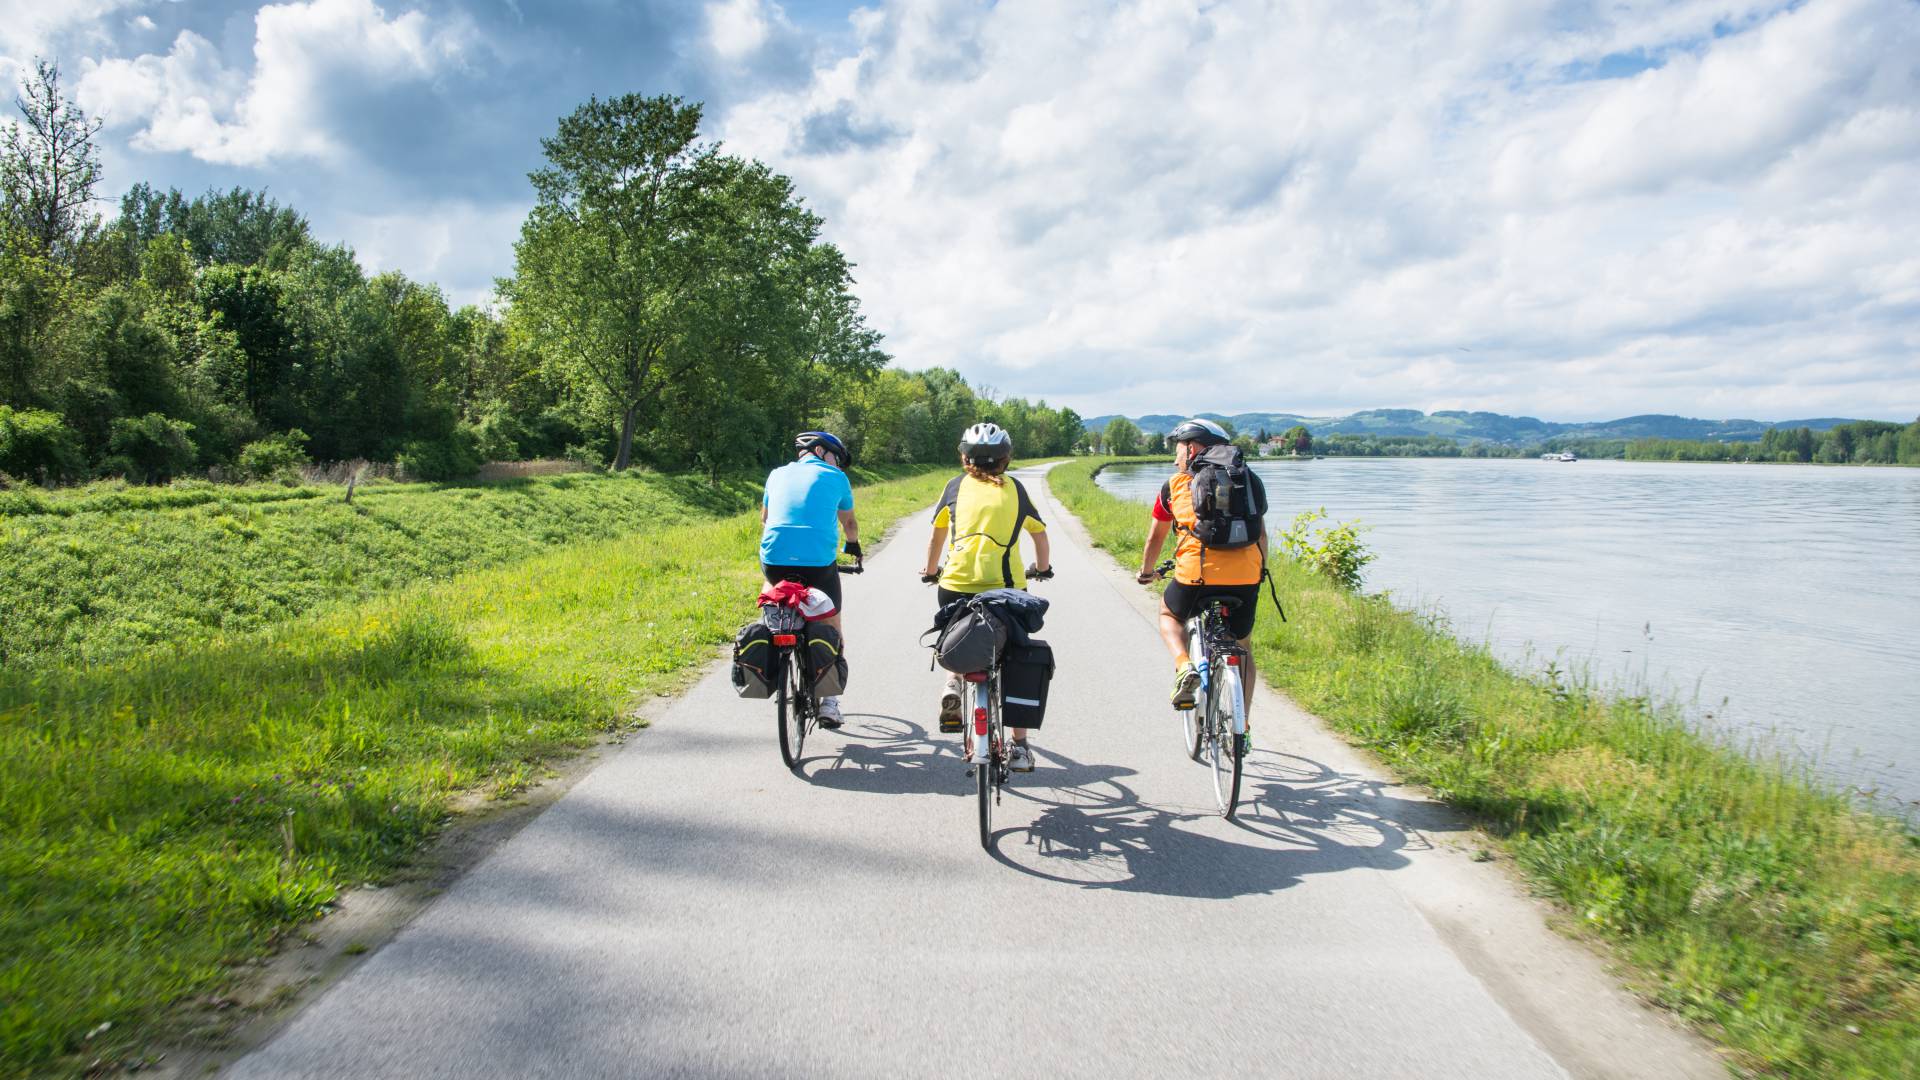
[991,746,1423,898]
[796,712,983,796]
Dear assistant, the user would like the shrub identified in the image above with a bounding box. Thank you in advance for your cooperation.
[0,405,85,484]
[1278,507,1376,590]
[469,407,530,462]
[395,424,482,482]
[236,429,311,481]
[105,412,197,484]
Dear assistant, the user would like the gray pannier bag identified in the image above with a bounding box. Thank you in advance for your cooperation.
[932,606,1008,674]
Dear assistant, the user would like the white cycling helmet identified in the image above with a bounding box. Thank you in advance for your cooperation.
[959,421,1013,466]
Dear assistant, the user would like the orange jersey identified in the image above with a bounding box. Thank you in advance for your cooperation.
[1153,472,1266,585]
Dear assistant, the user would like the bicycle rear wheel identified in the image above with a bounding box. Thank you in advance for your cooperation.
[777,651,808,769]
[1210,664,1246,817]
[974,682,995,850]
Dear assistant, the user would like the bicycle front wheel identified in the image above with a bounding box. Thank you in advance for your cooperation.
[1183,627,1206,761]
[777,651,807,769]
[1183,689,1205,762]
[1210,664,1246,817]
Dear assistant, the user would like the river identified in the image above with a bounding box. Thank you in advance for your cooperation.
[1095,457,1920,810]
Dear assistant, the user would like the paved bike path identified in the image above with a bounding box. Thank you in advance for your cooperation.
[233,466,1716,1079]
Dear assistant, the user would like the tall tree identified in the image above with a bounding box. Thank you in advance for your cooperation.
[504,94,726,471]
[115,184,310,268]
[1104,416,1144,456]
[1,60,101,261]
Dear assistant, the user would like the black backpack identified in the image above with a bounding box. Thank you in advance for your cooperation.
[1184,443,1265,549]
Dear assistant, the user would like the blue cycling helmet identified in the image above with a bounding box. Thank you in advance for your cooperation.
[795,430,851,467]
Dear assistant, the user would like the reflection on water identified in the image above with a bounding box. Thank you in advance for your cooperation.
[1098,457,1920,808]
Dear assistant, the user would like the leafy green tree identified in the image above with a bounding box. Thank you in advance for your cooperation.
[1103,416,1144,456]
[114,184,309,269]
[106,412,196,483]
[0,60,101,261]
[0,241,66,406]
[1283,424,1312,454]
[196,263,294,418]
[505,94,731,471]
[0,403,82,482]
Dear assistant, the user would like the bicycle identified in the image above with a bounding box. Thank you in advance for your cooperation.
[922,565,1052,850]
[768,559,862,770]
[1155,559,1247,818]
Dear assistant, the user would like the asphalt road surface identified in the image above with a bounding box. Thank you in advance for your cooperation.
[232,466,1719,1079]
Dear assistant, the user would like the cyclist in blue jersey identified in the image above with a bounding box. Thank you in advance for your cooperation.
[761,431,860,726]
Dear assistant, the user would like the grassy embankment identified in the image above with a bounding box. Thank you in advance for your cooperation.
[0,465,929,671]
[0,465,955,1077]
[1050,458,1919,1079]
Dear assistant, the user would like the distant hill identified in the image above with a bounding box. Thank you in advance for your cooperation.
[1080,410,1865,446]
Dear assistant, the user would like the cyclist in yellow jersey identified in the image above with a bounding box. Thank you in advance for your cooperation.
[921,422,1051,771]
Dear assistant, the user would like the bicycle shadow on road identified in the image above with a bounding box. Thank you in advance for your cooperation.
[988,745,1432,899]
[794,712,1019,796]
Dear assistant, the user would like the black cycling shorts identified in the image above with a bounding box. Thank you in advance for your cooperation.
[763,563,842,610]
[1161,581,1259,639]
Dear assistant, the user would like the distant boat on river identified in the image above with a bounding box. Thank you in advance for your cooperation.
[1540,451,1578,462]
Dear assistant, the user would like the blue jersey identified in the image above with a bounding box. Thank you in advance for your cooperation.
[760,457,853,567]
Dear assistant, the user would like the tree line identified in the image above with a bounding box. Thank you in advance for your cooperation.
[1627,419,1920,465]
[0,64,1082,487]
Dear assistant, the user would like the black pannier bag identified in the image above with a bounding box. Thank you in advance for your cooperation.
[999,639,1055,729]
[731,620,778,698]
[802,622,849,697]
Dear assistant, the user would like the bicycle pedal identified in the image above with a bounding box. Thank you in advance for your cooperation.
[1173,702,1197,712]
[938,719,962,734]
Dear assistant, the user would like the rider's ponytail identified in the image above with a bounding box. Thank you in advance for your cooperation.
[962,458,1007,486]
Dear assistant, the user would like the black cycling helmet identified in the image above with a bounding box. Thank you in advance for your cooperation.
[958,421,1013,467]
[795,430,851,467]
[1167,417,1230,446]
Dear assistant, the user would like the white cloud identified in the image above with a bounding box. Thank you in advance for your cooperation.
[707,0,771,61]
[330,199,529,308]
[76,0,475,167]
[0,0,141,59]
[715,0,1920,419]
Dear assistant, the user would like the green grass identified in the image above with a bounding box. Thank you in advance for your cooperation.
[1050,458,1920,1079]
[0,467,954,1078]
[0,464,928,671]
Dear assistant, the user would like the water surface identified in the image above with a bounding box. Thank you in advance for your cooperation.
[1098,457,1920,808]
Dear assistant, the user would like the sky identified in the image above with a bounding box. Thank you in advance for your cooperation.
[3,0,1917,422]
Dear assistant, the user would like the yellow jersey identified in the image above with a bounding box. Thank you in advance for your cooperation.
[932,473,1046,592]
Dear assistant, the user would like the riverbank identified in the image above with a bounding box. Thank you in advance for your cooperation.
[1049,458,1919,1078]
[0,467,957,1077]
